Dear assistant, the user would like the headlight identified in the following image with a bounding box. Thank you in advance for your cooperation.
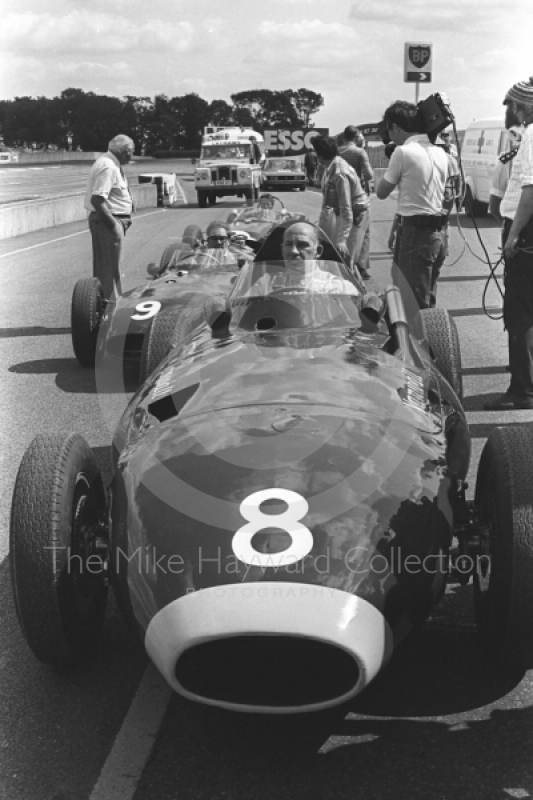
[239,170,248,179]
[197,171,209,181]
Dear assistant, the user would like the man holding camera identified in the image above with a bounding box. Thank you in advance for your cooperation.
[485,77,533,410]
[376,101,448,309]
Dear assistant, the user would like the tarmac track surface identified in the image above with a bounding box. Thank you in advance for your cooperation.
[0,179,532,800]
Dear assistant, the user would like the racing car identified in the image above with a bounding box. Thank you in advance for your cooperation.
[224,194,306,250]
[70,222,255,384]
[10,222,533,714]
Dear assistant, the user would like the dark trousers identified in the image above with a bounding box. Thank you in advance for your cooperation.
[393,222,445,309]
[88,212,127,299]
[503,216,533,399]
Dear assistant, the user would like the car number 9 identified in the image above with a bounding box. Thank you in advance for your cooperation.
[132,301,161,320]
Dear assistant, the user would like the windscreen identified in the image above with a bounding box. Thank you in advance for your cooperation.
[226,260,362,331]
[201,144,252,160]
[265,159,303,172]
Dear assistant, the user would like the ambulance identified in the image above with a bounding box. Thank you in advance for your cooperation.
[194,127,264,207]
[461,117,511,215]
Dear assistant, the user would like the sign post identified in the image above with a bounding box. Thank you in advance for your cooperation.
[404,42,432,103]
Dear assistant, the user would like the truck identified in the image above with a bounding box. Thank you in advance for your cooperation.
[194,127,264,207]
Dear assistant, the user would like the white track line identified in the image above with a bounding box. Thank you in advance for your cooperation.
[89,664,171,800]
[0,210,165,258]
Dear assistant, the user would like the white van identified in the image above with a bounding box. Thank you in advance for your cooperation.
[461,117,512,214]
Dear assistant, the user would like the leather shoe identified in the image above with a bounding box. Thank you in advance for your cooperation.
[484,393,533,411]
[358,267,371,281]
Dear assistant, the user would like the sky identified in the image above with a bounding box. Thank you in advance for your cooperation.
[0,0,532,134]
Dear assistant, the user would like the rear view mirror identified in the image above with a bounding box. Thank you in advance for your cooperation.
[147,262,160,277]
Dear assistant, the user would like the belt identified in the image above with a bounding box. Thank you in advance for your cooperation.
[400,214,446,231]
[113,214,132,218]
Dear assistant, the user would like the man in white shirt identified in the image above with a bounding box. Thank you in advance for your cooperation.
[84,134,135,298]
[485,77,533,410]
[376,101,449,309]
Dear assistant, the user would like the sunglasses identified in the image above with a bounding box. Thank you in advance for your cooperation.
[208,235,228,241]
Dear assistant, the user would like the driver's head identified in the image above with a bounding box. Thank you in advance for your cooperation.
[259,195,274,209]
[282,223,322,267]
[206,221,229,248]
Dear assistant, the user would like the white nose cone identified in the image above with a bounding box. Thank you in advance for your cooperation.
[145,583,393,714]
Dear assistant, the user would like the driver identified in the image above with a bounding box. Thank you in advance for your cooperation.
[206,221,231,248]
[251,222,359,295]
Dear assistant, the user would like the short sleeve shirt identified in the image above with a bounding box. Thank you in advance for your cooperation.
[383,134,449,217]
[84,151,132,215]
[500,126,533,220]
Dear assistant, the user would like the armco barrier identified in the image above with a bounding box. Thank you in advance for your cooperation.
[0,183,158,240]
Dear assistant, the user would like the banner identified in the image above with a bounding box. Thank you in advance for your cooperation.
[264,128,329,155]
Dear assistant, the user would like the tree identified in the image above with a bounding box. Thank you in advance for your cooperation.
[290,89,324,128]
[207,99,234,128]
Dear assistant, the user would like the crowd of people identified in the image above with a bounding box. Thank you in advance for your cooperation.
[84,75,533,411]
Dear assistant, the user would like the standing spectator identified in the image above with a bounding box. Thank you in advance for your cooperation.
[435,135,462,258]
[304,148,318,185]
[338,125,374,277]
[376,101,449,309]
[485,77,533,410]
[84,134,135,299]
[488,126,523,223]
[338,126,374,192]
[312,135,370,278]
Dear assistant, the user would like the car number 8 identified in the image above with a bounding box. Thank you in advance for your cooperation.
[132,301,161,320]
[232,488,313,567]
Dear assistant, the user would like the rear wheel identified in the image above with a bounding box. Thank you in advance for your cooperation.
[474,426,533,666]
[71,277,105,367]
[139,307,183,383]
[10,434,108,666]
[420,307,463,399]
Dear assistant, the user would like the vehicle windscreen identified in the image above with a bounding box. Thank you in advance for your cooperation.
[227,260,362,331]
[233,207,285,224]
[167,246,252,272]
[201,145,252,160]
[264,159,302,172]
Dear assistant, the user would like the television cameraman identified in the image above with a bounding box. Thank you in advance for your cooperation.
[376,101,449,309]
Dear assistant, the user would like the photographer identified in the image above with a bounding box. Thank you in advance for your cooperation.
[485,77,533,410]
[376,101,449,308]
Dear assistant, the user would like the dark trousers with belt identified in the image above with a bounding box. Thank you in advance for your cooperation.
[393,216,446,309]
[88,212,130,299]
[503,216,533,399]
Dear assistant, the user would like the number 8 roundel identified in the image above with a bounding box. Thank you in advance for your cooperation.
[232,488,313,567]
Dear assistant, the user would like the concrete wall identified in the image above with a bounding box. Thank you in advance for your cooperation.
[15,151,102,165]
[0,184,158,240]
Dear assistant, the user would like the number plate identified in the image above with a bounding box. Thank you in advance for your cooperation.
[215,179,231,185]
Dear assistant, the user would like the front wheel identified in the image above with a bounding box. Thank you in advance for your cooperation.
[197,191,207,208]
[10,434,108,666]
[71,277,105,367]
[474,427,533,667]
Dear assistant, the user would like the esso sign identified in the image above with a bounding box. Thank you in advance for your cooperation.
[264,128,329,155]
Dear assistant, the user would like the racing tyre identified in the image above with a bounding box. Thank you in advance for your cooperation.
[197,191,207,208]
[10,434,108,666]
[182,224,202,247]
[420,307,463,399]
[71,277,105,367]
[139,307,183,384]
[473,426,533,666]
